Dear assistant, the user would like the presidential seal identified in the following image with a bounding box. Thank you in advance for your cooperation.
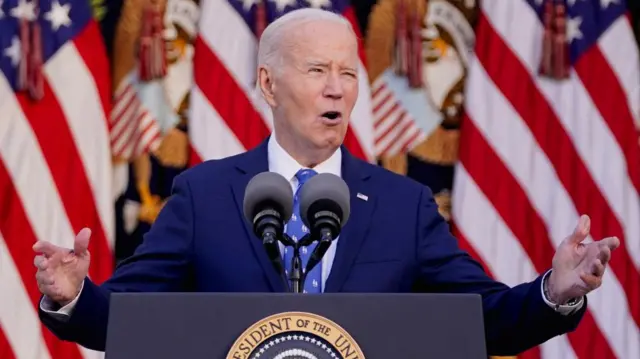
[227,312,365,359]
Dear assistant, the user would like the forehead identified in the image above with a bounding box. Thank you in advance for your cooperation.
[285,20,358,65]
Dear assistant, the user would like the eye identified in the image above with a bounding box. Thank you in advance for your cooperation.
[309,67,324,73]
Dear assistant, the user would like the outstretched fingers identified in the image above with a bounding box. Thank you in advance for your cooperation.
[599,236,620,252]
[32,240,62,258]
[580,271,602,290]
[33,255,48,270]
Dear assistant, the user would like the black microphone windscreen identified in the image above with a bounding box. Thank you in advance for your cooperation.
[243,172,294,225]
[299,173,350,229]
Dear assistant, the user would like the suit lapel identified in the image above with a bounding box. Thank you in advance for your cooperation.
[324,148,376,292]
[230,137,287,292]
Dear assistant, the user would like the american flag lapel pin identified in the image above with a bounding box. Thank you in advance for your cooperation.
[356,193,368,201]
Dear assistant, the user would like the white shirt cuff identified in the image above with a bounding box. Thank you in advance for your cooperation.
[39,281,84,321]
[541,270,584,315]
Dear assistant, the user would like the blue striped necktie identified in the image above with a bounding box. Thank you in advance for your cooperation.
[283,168,321,293]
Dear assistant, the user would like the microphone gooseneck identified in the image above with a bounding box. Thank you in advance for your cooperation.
[300,229,333,287]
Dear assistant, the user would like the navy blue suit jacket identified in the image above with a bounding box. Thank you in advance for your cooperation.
[39,138,586,354]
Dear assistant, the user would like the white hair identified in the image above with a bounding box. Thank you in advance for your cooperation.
[256,8,355,74]
[252,8,357,115]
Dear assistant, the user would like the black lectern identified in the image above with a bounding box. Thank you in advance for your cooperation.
[105,293,487,359]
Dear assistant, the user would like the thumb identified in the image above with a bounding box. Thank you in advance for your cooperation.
[73,228,92,256]
[568,214,590,244]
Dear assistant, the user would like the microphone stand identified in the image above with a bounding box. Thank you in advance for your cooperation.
[289,244,303,293]
[300,228,333,287]
[278,233,303,293]
[262,231,290,292]
[279,231,335,293]
[280,233,317,294]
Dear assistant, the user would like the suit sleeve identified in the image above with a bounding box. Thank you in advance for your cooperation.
[415,186,586,356]
[39,173,196,351]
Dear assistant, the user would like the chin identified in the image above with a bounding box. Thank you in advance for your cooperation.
[322,136,344,150]
[306,126,346,148]
[308,135,340,150]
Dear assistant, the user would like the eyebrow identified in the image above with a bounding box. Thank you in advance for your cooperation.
[305,60,357,72]
[305,60,329,68]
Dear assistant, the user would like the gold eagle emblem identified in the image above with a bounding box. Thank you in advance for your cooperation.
[112,0,199,225]
[364,0,478,221]
[365,0,478,174]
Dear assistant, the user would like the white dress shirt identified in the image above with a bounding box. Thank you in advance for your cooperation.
[40,135,582,317]
[267,135,341,292]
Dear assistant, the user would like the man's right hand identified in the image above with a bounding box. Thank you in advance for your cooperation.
[33,228,92,306]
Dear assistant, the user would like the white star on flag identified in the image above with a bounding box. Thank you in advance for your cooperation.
[567,16,583,43]
[269,0,295,13]
[239,0,259,11]
[45,0,72,31]
[305,0,330,8]
[3,36,21,67]
[10,0,36,21]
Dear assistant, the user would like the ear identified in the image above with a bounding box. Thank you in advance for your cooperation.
[258,66,277,107]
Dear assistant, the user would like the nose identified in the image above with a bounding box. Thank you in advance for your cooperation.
[323,72,344,100]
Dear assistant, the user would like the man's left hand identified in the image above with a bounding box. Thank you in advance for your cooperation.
[547,215,620,304]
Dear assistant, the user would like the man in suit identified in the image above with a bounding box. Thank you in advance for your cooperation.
[34,7,619,356]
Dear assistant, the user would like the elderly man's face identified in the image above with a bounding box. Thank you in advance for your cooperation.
[266,19,359,153]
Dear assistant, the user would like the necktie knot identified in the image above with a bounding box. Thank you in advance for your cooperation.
[295,169,317,186]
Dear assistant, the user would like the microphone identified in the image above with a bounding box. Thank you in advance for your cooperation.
[298,173,350,287]
[243,172,294,290]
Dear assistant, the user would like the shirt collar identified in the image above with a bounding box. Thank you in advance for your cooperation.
[268,134,342,184]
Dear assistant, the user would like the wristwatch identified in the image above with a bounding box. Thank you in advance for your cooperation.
[542,270,583,314]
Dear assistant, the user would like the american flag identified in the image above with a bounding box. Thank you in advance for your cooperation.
[370,72,430,158]
[0,0,113,358]
[189,0,375,164]
[452,0,640,358]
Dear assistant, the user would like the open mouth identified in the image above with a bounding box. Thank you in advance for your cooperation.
[321,111,342,120]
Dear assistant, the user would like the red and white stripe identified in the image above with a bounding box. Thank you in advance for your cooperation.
[453,1,640,358]
[109,75,163,161]
[370,78,426,157]
[189,1,374,165]
[0,21,114,359]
